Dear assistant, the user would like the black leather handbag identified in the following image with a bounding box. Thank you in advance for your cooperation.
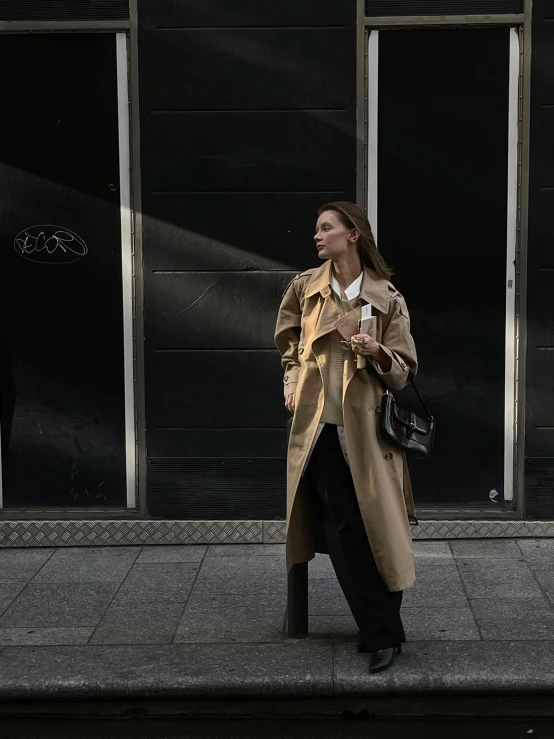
[379,375,434,459]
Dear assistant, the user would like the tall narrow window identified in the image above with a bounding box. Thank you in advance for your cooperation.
[370,27,517,508]
[0,34,133,508]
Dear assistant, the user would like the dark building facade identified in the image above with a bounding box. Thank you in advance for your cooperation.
[0,0,553,545]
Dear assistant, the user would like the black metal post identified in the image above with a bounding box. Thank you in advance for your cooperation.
[287,562,309,638]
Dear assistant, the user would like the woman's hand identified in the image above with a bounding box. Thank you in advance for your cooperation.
[350,334,393,373]
[285,393,296,414]
[350,334,380,359]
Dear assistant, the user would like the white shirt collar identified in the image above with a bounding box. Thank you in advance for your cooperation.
[331,272,363,301]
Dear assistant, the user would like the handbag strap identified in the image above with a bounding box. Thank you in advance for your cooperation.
[407,373,434,421]
[369,357,433,422]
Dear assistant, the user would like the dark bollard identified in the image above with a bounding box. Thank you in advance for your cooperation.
[287,562,309,638]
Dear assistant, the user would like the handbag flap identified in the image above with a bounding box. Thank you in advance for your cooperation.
[392,402,430,436]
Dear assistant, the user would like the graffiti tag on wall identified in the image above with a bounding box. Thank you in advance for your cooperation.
[14,226,88,264]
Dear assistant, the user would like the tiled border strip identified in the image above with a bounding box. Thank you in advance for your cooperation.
[1,519,554,547]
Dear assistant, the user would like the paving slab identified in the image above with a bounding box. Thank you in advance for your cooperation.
[136,547,207,564]
[177,587,286,643]
[113,563,199,604]
[0,627,93,646]
[402,606,480,641]
[0,642,335,700]
[457,560,542,598]
[333,641,554,694]
[193,575,287,595]
[199,556,284,576]
[307,606,479,643]
[450,540,523,560]
[308,614,358,639]
[402,565,467,608]
[308,554,335,579]
[194,557,286,595]
[308,579,350,615]
[3,718,554,738]
[0,583,119,627]
[34,547,140,583]
[470,598,554,640]
[412,541,454,565]
[185,590,286,615]
[0,580,29,615]
[175,612,284,643]
[207,545,285,558]
[0,549,55,579]
[518,540,554,567]
[526,568,554,603]
[91,603,184,645]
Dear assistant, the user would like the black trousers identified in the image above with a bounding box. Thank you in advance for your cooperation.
[306,423,406,652]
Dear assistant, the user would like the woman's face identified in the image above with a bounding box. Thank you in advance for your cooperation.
[314,210,357,261]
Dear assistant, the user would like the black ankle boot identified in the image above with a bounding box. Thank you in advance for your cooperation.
[368,645,401,674]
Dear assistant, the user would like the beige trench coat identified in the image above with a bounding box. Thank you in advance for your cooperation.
[274,260,418,592]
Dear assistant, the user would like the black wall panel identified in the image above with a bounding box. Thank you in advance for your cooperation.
[142,192,347,272]
[148,429,286,460]
[365,0,522,15]
[146,352,284,429]
[0,0,128,20]
[526,272,554,348]
[525,352,554,457]
[525,108,554,188]
[528,192,554,266]
[138,0,357,519]
[145,272,296,349]
[139,29,353,111]
[525,8,554,515]
[530,0,554,20]
[147,459,286,520]
[142,111,353,193]
[525,459,554,518]
[140,0,347,29]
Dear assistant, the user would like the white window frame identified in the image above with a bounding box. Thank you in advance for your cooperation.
[116,32,137,509]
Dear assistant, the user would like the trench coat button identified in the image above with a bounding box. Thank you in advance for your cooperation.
[284,375,288,382]
[299,348,304,355]
[385,452,393,460]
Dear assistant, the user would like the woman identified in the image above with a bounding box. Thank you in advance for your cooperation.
[275,201,418,674]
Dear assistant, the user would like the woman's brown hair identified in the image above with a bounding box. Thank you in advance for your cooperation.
[317,201,393,281]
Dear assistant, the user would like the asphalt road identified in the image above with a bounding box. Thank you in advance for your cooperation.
[2,719,554,739]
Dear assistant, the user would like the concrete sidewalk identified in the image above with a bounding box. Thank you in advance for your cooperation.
[1,539,554,714]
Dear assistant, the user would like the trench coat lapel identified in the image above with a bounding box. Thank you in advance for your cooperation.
[360,270,391,315]
[305,261,341,345]
[305,262,391,314]
[304,259,334,300]
[311,294,342,345]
